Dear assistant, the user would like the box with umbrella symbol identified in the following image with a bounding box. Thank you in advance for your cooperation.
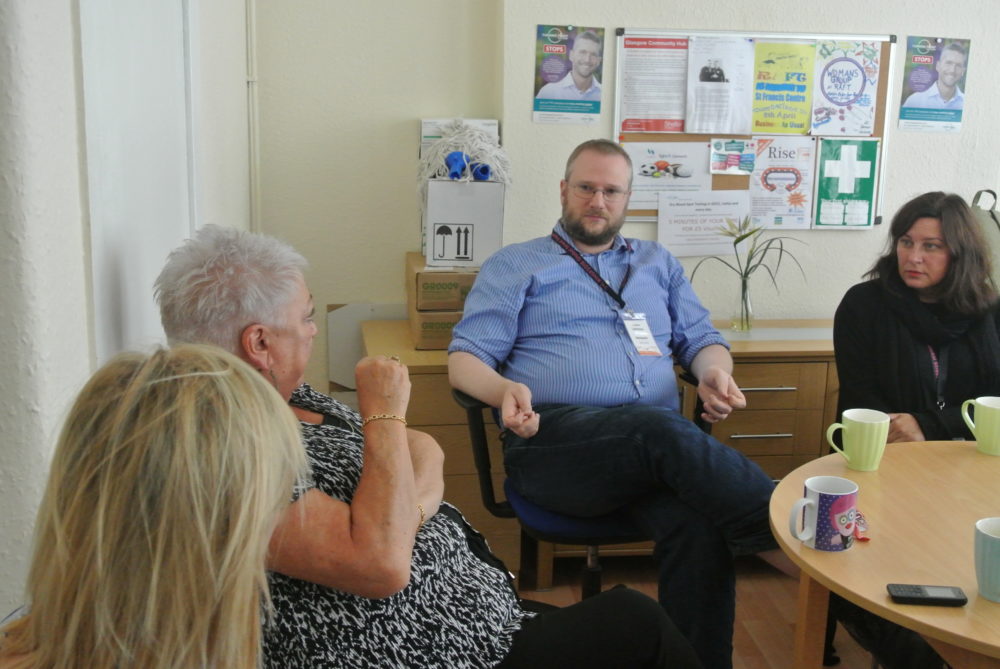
[424,180,505,268]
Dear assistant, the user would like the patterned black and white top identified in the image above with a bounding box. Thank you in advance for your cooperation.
[263,384,530,668]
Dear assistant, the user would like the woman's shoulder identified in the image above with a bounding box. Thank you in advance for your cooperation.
[843,278,881,300]
[291,384,359,421]
[836,279,884,316]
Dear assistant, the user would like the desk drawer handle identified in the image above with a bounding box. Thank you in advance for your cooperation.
[742,386,797,392]
[729,433,794,439]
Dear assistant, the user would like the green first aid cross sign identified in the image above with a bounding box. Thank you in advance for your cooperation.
[814,138,880,228]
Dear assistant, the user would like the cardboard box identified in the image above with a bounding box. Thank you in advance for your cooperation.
[419,118,501,255]
[420,118,500,158]
[408,308,463,350]
[406,252,477,311]
[424,180,504,268]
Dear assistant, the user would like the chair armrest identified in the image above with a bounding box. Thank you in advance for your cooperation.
[451,389,516,519]
[678,371,712,435]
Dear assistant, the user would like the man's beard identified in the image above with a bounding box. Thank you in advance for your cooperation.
[560,207,625,248]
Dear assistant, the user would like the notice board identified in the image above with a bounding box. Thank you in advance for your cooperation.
[613,28,896,230]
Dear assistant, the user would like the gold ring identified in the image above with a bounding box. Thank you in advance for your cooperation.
[389,355,400,362]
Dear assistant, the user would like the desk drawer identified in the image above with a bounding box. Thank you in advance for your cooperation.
[713,409,823,457]
[409,373,466,425]
[733,362,826,410]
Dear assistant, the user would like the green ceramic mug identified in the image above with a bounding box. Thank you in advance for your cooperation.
[961,396,1000,456]
[826,408,890,471]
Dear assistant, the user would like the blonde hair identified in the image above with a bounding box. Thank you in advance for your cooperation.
[0,345,308,669]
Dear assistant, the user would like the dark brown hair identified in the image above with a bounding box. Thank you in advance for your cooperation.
[866,191,997,315]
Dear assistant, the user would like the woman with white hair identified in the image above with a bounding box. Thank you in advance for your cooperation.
[153,225,702,669]
[0,345,308,669]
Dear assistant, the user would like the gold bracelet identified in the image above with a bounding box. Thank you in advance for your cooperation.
[361,413,407,428]
[416,503,426,528]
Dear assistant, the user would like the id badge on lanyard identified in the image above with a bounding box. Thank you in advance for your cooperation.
[622,312,663,356]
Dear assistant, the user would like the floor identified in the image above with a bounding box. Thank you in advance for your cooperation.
[518,554,877,669]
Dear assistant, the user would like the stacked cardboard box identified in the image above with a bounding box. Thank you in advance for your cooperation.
[405,252,478,350]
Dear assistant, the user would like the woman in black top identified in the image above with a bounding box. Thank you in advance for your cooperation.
[835,191,1000,441]
[830,191,1000,668]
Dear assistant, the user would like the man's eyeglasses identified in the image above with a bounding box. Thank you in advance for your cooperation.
[569,183,630,203]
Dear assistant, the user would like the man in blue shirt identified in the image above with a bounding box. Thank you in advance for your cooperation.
[902,42,967,110]
[535,31,602,102]
[449,139,790,669]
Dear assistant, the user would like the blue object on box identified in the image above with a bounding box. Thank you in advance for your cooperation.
[445,151,471,179]
[471,163,492,181]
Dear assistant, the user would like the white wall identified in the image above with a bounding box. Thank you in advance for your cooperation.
[255,0,999,393]
[0,0,91,615]
[191,0,252,230]
[0,0,249,614]
[254,0,503,387]
[81,0,195,361]
[82,0,252,363]
[497,0,1000,323]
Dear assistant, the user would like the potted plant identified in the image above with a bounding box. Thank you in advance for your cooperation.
[690,216,805,331]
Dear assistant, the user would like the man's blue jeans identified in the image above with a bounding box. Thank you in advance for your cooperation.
[502,404,778,669]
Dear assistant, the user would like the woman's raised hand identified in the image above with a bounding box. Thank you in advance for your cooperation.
[355,355,411,419]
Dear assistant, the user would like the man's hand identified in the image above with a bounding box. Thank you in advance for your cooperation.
[888,413,925,443]
[501,382,539,438]
[696,366,747,423]
[448,351,539,438]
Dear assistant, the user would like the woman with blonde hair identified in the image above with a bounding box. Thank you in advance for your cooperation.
[0,344,308,669]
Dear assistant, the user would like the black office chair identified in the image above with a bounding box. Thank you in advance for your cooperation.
[451,388,647,599]
[452,373,710,600]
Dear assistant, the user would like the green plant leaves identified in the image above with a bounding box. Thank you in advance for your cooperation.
[690,215,805,290]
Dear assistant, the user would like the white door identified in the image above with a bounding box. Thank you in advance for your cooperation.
[80,0,195,361]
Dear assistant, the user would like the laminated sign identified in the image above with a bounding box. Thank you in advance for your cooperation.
[814,138,880,228]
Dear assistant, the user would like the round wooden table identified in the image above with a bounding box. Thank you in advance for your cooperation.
[770,441,1000,668]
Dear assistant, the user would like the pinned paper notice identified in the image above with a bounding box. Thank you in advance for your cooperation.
[710,138,756,175]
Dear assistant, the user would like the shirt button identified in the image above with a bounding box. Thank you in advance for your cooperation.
[634,379,641,386]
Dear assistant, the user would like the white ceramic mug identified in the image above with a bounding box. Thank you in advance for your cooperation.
[975,517,1000,602]
[961,397,1000,456]
[788,475,859,551]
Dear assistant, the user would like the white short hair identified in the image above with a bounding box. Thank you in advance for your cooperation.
[154,225,308,353]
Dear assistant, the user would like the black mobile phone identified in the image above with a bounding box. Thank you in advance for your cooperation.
[886,583,968,607]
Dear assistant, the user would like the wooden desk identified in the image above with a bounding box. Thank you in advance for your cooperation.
[770,442,1000,668]
[361,318,838,587]
[682,319,838,480]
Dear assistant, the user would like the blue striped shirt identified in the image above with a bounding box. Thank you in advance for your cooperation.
[449,224,728,410]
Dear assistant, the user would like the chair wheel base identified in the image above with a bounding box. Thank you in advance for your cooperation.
[581,564,602,599]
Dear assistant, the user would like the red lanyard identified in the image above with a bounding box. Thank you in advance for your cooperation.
[927,345,949,409]
[550,231,632,311]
